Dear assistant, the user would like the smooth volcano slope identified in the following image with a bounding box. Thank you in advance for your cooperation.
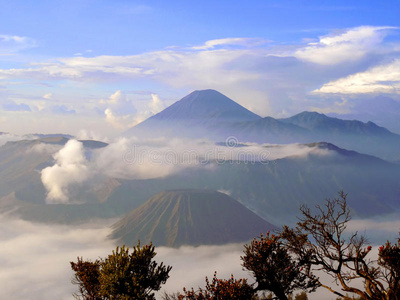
[125,89,261,138]
[110,189,275,247]
[149,89,260,122]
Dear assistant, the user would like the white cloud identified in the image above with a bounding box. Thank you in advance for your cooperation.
[295,26,397,65]
[348,216,400,234]
[0,34,37,54]
[41,139,91,203]
[105,108,138,129]
[0,47,259,88]
[26,143,62,155]
[43,93,53,99]
[102,91,167,129]
[0,216,114,300]
[313,59,400,94]
[94,137,182,180]
[149,94,166,114]
[192,37,269,50]
[157,243,250,296]
[0,215,251,300]
[108,90,126,104]
[102,90,139,129]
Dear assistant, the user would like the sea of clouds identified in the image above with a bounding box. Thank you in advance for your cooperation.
[1,213,399,300]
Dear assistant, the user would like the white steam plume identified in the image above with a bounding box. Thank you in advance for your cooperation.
[41,139,91,204]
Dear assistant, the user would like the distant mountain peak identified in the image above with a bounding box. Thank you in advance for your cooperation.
[281,111,328,124]
[281,111,391,134]
[294,111,325,117]
[125,89,261,138]
[149,89,261,122]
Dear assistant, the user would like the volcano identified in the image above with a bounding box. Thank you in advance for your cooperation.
[125,89,261,139]
[110,189,275,247]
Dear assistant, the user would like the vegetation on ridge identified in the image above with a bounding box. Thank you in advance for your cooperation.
[71,243,172,300]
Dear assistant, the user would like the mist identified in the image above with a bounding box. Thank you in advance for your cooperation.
[0,215,115,300]
[0,215,249,300]
[1,213,397,300]
[39,137,333,203]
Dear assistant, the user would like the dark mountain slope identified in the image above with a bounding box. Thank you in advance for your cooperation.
[110,189,276,247]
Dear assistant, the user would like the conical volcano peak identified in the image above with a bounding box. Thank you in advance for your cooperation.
[125,89,261,138]
[147,89,261,122]
[110,189,276,247]
[181,89,242,108]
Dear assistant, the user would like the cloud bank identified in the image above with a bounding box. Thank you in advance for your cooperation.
[0,216,114,300]
[0,215,251,300]
[0,214,398,300]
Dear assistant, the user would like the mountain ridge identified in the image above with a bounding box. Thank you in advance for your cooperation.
[126,89,400,161]
[280,111,393,136]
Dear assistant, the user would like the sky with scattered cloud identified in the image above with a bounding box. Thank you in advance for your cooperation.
[1,0,400,136]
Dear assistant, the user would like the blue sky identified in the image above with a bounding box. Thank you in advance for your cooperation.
[1,0,400,137]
